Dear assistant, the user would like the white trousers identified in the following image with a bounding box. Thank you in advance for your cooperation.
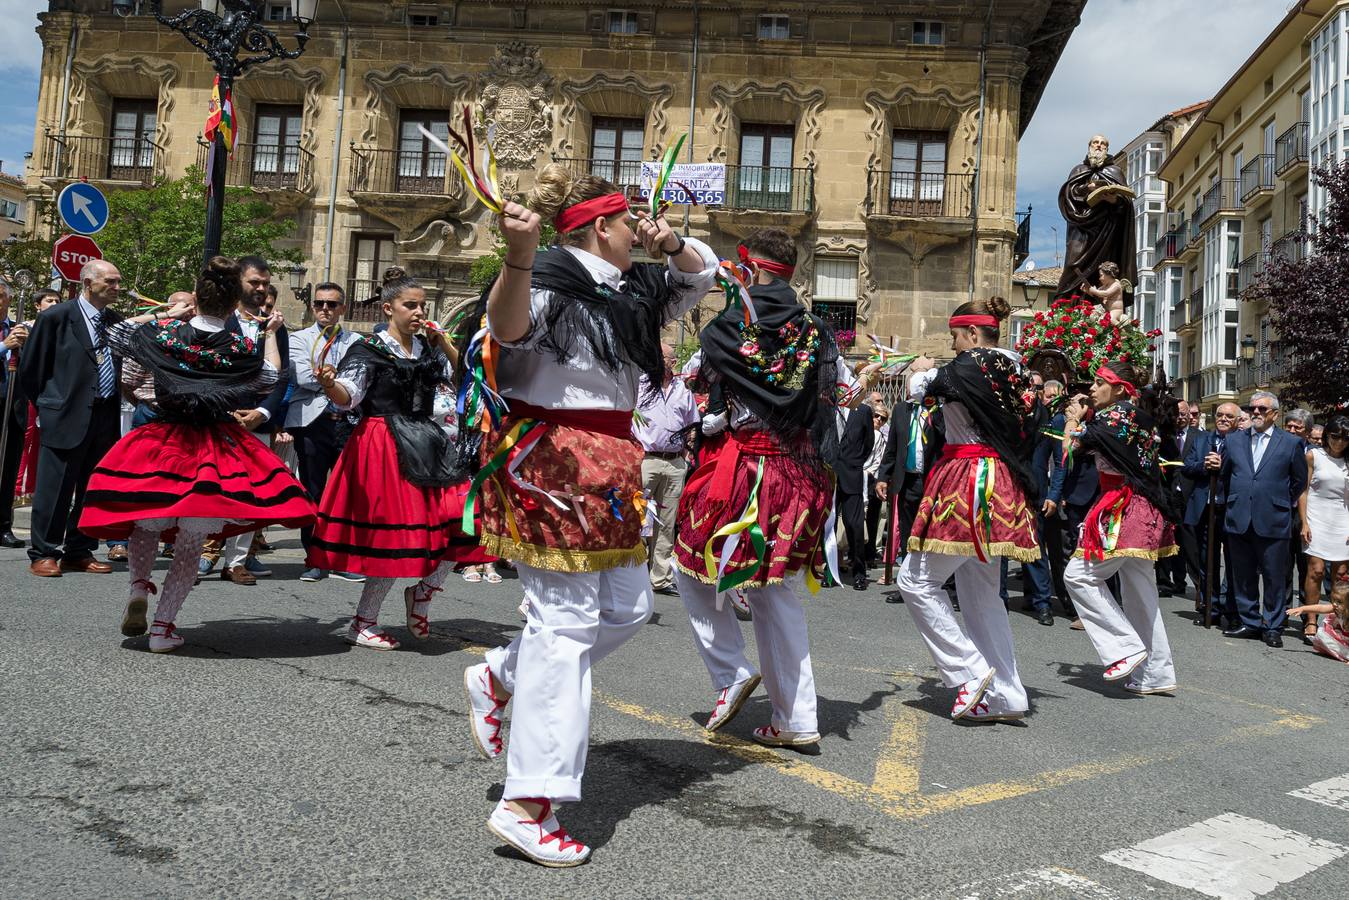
[897,551,1029,713]
[1063,555,1176,689]
[484,561,653,803]
[674,570,818,733]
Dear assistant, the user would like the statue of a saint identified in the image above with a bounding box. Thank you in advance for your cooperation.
[1054,135,1137,303]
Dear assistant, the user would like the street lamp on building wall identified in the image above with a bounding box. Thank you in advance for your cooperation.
[150,1,318,265]
[1018,275,1043,307]
[285,263,311,308]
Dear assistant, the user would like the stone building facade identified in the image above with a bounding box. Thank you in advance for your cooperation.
[25,0,1081,353]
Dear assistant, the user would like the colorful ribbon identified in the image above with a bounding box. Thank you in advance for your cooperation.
[804,475,842,595]
[604,487,624,521]
[647,132,688,212]
[703,458,768,597]
[456,324,508,433]
[420,105,504,214]
[310,323,341,370]
[462,419,540,536]
[967,457,998,562]
[715,260,757,326]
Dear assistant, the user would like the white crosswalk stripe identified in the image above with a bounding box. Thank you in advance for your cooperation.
[1289,774,1349,813]
[938,867,1121,900]
[1100,811,1346,900]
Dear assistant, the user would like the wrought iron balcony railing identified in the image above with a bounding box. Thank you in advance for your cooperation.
[195,140,315,192]
[1239,154,1275,203]
[41,131,166,185]
[550,157,648,202]
[1275,122,1309,176]
[1270,231,1307,266]
[1196,179,1240,228]
[866,170,974,219]
[350,147,458,196]
[1237,250,1268,295]
[723,165,815,214]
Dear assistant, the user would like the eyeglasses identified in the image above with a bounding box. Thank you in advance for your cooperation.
[313,301,342,310]
[1249,405,1273,413]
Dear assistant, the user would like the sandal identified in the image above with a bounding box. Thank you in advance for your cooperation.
[462,568,483,584]
[484,569,503,585]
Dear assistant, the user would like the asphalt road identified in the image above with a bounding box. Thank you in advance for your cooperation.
[2,514,1346,899]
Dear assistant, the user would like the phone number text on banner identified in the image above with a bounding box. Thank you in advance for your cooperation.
[639,162,726,206]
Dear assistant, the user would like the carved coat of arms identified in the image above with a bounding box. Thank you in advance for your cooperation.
[477,42,553,170]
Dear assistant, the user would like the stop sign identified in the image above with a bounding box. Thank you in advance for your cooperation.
[52,233,104,282]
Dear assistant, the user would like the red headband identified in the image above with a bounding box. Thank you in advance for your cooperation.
[948,314,999,329]
[737,244,795,278]
[553,192,630,234]
[1097,364,1139,398]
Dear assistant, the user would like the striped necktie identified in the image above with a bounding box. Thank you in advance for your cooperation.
[92,311,116,398]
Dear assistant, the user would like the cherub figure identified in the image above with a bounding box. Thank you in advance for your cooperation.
[1084,261,1126,325]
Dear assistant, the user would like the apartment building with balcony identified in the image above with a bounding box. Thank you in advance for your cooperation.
[22,1,1083,351]
[1156,0,1322,413]
[1119,102,1206,384]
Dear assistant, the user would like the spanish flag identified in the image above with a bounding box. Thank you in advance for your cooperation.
[203,75,235,154]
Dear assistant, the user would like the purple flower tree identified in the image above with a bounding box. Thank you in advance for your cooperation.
[1251,161,1349,412]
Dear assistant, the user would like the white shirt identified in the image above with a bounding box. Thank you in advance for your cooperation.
[230,310,273,421]
[1252,426,1273,469]
[491,240,719,411]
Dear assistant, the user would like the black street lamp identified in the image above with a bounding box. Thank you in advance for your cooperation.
[151,1,318,264]
[285,263,312,307]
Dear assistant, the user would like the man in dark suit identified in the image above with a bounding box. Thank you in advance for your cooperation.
[1218,392,1308,646]
[1045,389,1102,626]
[19,261,125,576]
[199,256,290,585]
[876,366,944,597]
[1182,402,1239,626]
[836,398,875,590]
[1169,398,1203,596]
[0,278,32,549]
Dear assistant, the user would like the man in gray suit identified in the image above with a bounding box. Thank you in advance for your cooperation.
[1219,391,1309,647]
[287,283,363,583]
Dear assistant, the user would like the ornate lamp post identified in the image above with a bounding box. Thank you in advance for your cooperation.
[285,263,311,308]
[151,1,318,264]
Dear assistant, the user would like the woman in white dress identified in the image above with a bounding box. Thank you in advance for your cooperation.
[1298,415,1349,644]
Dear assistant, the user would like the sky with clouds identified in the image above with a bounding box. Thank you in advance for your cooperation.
[1016,0,1294,271]
[0,0,1297,255]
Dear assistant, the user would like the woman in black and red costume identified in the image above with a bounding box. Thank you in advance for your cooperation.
[1061,359,1181,693]
[308,267,489,650]
[896,297,1041,722]
[80,257,316,653]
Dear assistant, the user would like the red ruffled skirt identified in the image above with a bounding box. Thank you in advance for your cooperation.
[307,416,492,578]
[1075,473,1177,561]
[907,444,1039,562]
[79,420,317,541]
[476,405,645,573]
[675,430,830,588]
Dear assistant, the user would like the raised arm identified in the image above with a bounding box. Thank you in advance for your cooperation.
[486,201,542,345]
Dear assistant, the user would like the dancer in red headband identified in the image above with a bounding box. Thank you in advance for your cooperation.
[673,228,864,751]
[458,164,719,866]
[1060,360,1181,693]
[896,297,1040,722]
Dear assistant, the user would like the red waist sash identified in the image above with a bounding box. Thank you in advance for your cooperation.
[1080,472,1131,562]
[506,400,635,439]
[940,442,999,460]
[687,429,791,511]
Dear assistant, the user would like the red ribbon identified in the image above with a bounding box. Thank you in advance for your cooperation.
[737,244,795,279]
[1096,364,1139,398]
[1080,473,1131,561]
[553,192,630,233]
[948,314,999,329]
[505,400,637,440]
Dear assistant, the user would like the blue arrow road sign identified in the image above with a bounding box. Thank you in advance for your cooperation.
[57,182,109,235]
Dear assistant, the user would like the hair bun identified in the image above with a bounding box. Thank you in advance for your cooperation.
[382,266,408,287]
[986,295,1012,321]
[529,163,578,223]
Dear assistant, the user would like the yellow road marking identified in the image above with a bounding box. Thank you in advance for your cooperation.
[871,698,926,797]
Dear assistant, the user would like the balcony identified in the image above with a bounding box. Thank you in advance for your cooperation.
[1274,122,1309,177]
[1185,373,1202,403]
[1270,231,1307,266]
[1239,154,1275,204]
[1176,287,1203,335]
[863,170,975,250]
[1155,220,1189,263]
[195,141,316,204]
[347,146,470,234]
[1169,296,1188,333]
[40,131,166,186]
[1195,179,1240,229]
[813,301,857,347]
[706,165,816,238]
[1237,250,1268,296]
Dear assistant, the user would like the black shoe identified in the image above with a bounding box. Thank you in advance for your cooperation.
[1263,631,1284,648]
[1222,624,1261,639]
[852,573,868,591]
[653,585,678,597]
[0,531,24,549]
[884,590,904,604]
[1036,607,1055,626]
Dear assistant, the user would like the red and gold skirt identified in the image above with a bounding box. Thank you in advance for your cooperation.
[471,403,646,573]
[907,443,1039,562]
[79,420,316,541]
[308,417,493,579]
[1075,473,1177,561]
[675,430,830,588]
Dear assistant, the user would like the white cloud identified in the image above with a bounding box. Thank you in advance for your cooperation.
[1016,0,1294,269]
[0,1,46,75]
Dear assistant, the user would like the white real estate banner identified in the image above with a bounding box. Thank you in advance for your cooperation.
[638,162,726,206]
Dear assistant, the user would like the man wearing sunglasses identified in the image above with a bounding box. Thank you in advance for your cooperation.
[287,283,363,583]
[1219,391,1309,647]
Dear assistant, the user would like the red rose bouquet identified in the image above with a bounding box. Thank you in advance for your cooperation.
[1015,297,1160,383]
